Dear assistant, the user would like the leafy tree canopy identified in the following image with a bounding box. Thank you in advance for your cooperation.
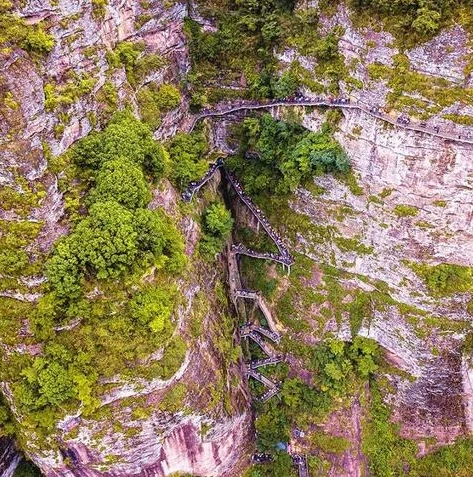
[168,131,209,190]
[202,203,234,238]
[349,0,460,41]
[87,157,151,210]
[71,110,168,178]
[128,285,178,334]
[227,114,350,196]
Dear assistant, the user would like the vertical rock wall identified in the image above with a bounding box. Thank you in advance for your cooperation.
[0,439,21,477]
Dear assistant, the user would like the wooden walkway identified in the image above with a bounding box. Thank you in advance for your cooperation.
[292,454,309,477]
[232,243,293,266]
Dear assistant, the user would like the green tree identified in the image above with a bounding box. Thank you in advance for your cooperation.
[229,114,350,196]
[72,110,168,179]
[137,85,162,130]
[202,203,234,238]
[137,83,181,129]
[112,41,145,82]
[289,125,350,176]
[45,201,139,294]
[168,131,208,190]
[134,208,167,257]
[45,240,83,300]
[37,362,75,406]
[73,201,139,279]
[271,71,300,99]
[255,405,290,450]
[88,157,151,210]
[153,83,181,110]
[412,8,442,35]
[199,203,233,260]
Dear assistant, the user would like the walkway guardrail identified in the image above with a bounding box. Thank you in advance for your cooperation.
[185,96,473,145]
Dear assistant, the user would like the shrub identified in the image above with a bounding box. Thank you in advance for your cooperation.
[411,263,473,296]
[133,53,166,83]
[96,80,118,109]
[362,383,417,476]
[137,83,180,129]
[137,86,162,130]
[228,114,350,196]
[202,203,234,238]
[153,83,181,110]
[129,285,178,334]
[394,204,419,217]
[22,26,54,53]
[112,41,145,81]
[411,438,473,476]
[0,13,54,56]
[199,203,233,260]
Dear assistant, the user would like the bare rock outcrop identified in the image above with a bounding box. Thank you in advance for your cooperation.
[0,439,21,477]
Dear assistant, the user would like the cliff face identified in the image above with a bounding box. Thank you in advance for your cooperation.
[258,2,473,453]
[3,0,473,475]
[0,439,21,477]
[1,1,253,476]
[297,106,471,441]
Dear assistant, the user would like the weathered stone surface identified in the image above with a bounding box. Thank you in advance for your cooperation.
[0,439,21,477]
[1,2,253,477]
[293,105,473,442]
[4,0,473,475]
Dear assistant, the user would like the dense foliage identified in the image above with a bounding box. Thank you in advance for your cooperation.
[137,83,181,129]
[2,112,188,437]
[227,114,349,196]
[254,337,379,448]
[184,0,298,105]
[71,110,168,177]
[350,0,466,43]
[411,263,473,296]
[87,157,151,209]
[362,383,417,476]
[199,202,234,260]
[0,2,54,56]
[46,112,184,302]
[168,130,210,190]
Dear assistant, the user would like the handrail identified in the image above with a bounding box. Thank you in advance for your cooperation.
[181,158,224,202]
[232,243,293,266]
[181,161,295,266]
[224,168,294,263]
[253,325,281,343]
[244,330,274,357]
[240,322,281,343]
[261,386,280,402]
[247,369,278,389]
[186,96,473,145]
[250,356,283,369]
[292,454,309,477]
